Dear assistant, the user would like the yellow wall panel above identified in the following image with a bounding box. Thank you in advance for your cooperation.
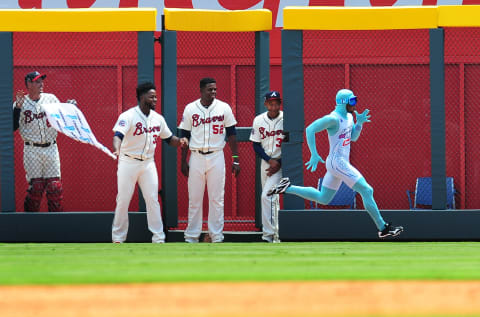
[438,5,480,27]
[283,6,438,30]
[164,8,272,32]
[0,8,156,32]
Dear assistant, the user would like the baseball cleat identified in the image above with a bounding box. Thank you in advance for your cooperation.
[262,236,273,243]
[267,177,291,196]
[378,223,404,238]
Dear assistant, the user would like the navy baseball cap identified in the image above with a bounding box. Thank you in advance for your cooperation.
[264,91,281,101]
[25,71,46,84]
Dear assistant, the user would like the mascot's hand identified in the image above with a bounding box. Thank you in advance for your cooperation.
[354,109,371,125]
[305,153,325,172]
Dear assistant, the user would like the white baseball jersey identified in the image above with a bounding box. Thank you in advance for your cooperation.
[249,111,284,159]
[250,111,284,242]
[14,93,60,143]
[328,111,353,161]
[178,98,237,151]
[323,111,362,190]
[113,106,172,160]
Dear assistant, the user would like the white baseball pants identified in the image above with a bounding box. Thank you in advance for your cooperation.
[23,143,61,182]
[260,159,282,241]
[185,150,225,243]
[112,156,165,243]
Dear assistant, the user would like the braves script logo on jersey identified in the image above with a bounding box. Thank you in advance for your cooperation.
[192,114,225,127]
[258,127,283,139]
[24,110,47,124]
[133,122,161,136]
[133,122,162,144]
[24,110,51,127]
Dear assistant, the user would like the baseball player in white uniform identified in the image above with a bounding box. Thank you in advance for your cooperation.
[13,71,75,212]
[250,91,284,243]
[112,82,188,243]
[179,77,240,243]
[268,89,403,238]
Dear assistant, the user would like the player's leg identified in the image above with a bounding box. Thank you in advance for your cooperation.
[261,160,282,242]
[267,177,338,205]
[352,177,386,230]
[285,172,339,205]
[112,158,140,243]
[44,145,63,212]
[138,160,165,243]
[23,146,45,211]
[352,177,404,237]
[24,178,46,212]
[205,151,225,243]
[327,158,386,231]
[45,177,64,212]
[185,152,206,243]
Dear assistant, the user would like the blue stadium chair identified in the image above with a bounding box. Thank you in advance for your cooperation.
[406,177,456,210]
[310,177,357,209]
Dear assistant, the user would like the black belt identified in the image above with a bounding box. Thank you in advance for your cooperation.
[197,150,213,155]
[25,141,56,147]
[125,154,144,161]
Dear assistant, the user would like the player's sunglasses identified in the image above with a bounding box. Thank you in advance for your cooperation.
[348,97,357,106]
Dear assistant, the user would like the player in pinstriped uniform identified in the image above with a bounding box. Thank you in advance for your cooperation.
[13,71,76,212]
[268,89,404,238]
[250,91,284,243]
[179,77,240,243]
[112,82,188,243]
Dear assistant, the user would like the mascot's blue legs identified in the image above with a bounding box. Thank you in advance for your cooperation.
[352,177,386,231]
[285,186,337,206]
[285,177,386,231]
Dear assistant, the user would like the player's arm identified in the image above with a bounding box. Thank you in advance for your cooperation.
[252,142,271,162]
[112,132,123,157]
[164,135,189,148]
[351,109,371,142]
[226,125,240,177]
[252,142,281,176]
[179,129,191,177]
[304,114,337,172]
[13,90,25,131]
[13,107,21,131]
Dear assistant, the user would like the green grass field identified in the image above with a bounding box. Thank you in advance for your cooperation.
[1,242,479,285]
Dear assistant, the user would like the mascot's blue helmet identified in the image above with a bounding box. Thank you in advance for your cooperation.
[335,89,357,106]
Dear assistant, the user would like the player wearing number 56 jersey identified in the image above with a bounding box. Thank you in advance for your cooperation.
[179,77,240,243]
[112,82,188,243]
[250,91,284,243]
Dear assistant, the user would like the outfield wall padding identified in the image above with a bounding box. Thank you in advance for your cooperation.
[0,32,15,212]
[1,211,480,242]
[279,210,480,241]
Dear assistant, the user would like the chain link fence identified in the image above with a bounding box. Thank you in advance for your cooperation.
[303,29,431,210]
[12,26,477,217]
[175,31,258,231]
[445,27,480,209]
[13,32,140,212]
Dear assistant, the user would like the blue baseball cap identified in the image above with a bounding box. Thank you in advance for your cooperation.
[264,91,281,101]
[25,71,46,85]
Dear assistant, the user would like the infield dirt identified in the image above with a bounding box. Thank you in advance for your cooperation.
[1,281,480,317]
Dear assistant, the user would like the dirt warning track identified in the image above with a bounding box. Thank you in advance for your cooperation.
[1,281,480,317]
